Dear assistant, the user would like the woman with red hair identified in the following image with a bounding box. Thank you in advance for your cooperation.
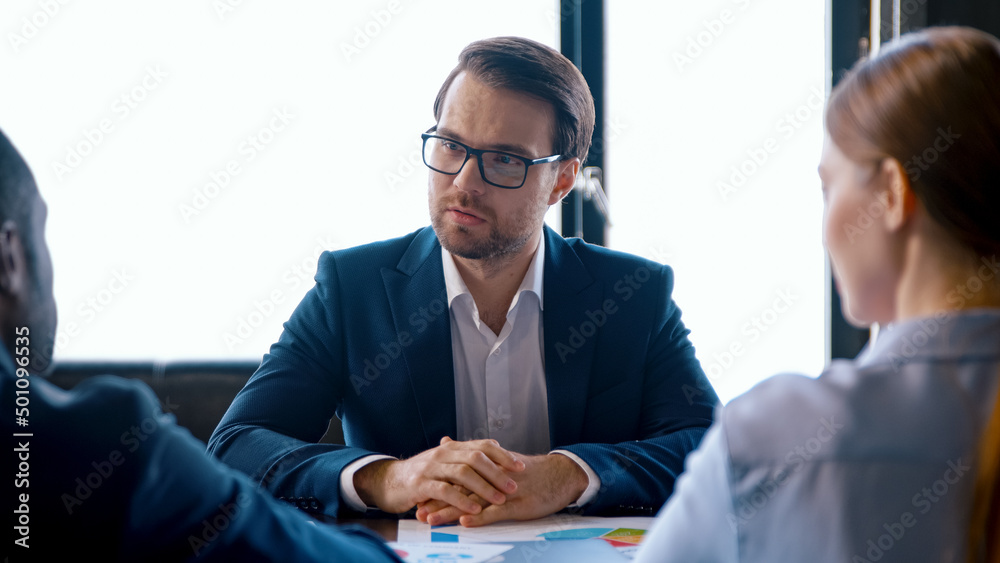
[637,26,1000,562]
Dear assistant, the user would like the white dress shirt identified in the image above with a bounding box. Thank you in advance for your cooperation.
[339,235,599,512]
[635,309,1000,562]
[445,234,550,453]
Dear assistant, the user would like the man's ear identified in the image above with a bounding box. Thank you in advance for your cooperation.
[0,220,26,297]
[877,158,917,232]
[549,157,580,205]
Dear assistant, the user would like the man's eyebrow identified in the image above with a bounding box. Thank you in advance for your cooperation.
[435,127,535,157]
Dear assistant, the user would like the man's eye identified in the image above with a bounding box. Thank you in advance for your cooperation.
[491,153,522,166]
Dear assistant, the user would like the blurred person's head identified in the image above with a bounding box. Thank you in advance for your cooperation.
[0,129,56,373]
[822,26,1000,561]
[821,26,1000,326]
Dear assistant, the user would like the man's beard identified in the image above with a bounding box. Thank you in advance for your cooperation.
[431,194,536,262]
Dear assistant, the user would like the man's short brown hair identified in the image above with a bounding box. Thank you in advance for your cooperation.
[433,36,596,163]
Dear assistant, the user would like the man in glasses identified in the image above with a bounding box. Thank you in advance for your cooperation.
[210,37,718,526]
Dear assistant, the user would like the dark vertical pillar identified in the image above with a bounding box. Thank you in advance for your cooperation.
[829,0,873,360]
[560,0,606,245]
[926,0,1000,37]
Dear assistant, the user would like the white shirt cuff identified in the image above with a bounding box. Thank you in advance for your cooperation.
[550,450,601,507]
[339,454,396,512]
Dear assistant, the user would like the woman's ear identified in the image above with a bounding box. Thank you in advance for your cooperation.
[0,220,26,297]
[877,158,917,232]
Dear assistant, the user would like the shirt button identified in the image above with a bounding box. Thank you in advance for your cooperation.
[495,419,505,429]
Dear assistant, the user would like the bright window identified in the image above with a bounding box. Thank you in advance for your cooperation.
[606,0,828,402]
[0,0,557,361]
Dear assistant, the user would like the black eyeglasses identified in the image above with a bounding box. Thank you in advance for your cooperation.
[420,128,562,189]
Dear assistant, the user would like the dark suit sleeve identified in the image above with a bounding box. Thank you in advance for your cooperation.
[6,373,400,561]
[559,263,719,515]
[208,252,379,517]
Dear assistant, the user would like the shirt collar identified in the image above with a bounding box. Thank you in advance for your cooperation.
[856,308,1000,369]
[441,234,545,312]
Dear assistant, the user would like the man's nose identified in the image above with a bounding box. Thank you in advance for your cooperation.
[453,154,487,194]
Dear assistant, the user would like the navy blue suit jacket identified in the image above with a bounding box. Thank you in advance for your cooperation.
[1,352,400,561]
[209,226,718,517]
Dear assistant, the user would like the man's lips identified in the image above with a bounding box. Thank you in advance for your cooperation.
[447,206,486,226]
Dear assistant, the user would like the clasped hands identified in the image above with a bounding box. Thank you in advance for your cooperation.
[353,436,588,527]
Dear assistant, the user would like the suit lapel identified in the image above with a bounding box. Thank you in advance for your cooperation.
[542,226,601,448]
[381,228,457,449]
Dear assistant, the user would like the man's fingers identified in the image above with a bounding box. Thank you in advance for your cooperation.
[420,480,483,515]
[426,445,518,498]
[435,462,508,505]
[415,499,450,521]
[459,502,509,528]
[424,491,490,526]
[416,485,491,524]
[426,505,469,526]
[440,438,525,474]
[474,439,526,473]
[395,439,527,514]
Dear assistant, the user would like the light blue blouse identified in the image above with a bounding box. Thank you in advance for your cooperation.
[635,309,1000,562]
